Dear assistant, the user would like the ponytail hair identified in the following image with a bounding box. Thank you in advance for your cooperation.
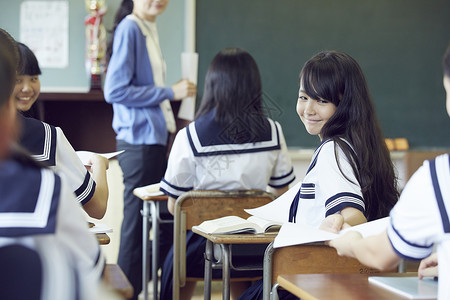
[106,0,133,62]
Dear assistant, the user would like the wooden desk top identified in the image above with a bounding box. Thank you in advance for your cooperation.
[192,227,276,244]
[277,273,420,300]
[96,233,110,245]
[133,191,168,202]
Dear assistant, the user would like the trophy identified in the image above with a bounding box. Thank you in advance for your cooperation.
[85,0,107,90]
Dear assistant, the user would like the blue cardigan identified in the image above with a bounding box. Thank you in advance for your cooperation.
[104,16,174,145]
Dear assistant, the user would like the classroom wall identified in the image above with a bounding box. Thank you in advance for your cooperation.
[0,0,185,92]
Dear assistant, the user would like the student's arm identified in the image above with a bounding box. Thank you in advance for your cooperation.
[340,207,367,227]
[320,208,366,233]
[82,154,109,219]
[329,230,401,271]
[55,128,109,219]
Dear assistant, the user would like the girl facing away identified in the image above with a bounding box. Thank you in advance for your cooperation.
[239,50,399,300]
[159,47,296,300]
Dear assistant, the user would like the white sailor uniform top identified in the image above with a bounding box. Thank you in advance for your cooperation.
[289,139,365,228]
[18,115,96,206]
[388,154,450,299]
[0,158,104,300]
[160,110,295,198]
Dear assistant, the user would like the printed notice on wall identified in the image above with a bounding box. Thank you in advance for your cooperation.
[20,1,69,68]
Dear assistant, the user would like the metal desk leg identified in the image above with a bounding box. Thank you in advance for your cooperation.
[150,201,159,300]
[221,244,231,300]
[204,240,213,300]
[142,201,151,300]
[263,242,274,300]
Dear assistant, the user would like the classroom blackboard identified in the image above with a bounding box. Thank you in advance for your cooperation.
[195,0,450,149]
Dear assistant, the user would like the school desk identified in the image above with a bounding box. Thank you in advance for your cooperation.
[276,273,424,300]
[192,227,276,300]
[133,192,171,300]
[96,233,110,245]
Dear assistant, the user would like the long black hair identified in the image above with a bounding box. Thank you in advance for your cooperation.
[195,48,267,143]
[300,50,399,221]
[17,43,41,76]
[106,0,133,62]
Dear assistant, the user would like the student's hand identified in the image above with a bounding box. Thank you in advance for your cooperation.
[328,231,363,258]
[171,79,197,100]
[320,214,345,233]
[418,253,438,279]
[86,154,109,173]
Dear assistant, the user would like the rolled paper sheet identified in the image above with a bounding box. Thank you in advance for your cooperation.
[178,52,198,121]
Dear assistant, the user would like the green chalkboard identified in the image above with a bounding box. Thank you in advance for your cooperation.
[196,0,450,149]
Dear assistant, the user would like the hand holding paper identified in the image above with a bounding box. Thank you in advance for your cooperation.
[76,150,124,167]
[178,52,198,121]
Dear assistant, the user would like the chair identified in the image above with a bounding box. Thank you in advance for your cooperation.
[262,242,399,300]
[173,189,275,300]
[0,244,42,300]
[404,150,447,181]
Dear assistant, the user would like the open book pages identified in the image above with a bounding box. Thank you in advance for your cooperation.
[368,276,438,299]
[133,183,164,198]
[244,181,302,223]
[273,216,390,248]
[89,223,113,234]
[193,215,282,235]
[76,150,125,166]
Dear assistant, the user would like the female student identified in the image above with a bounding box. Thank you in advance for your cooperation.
[159,47,296,300]
[14,42,110,219]
[104,0,196,298]
[0,27,104,300]
[239,50,399,299]
[329,45,450,300]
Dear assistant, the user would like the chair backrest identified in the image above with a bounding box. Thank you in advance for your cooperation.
[173,189,274,300]
[404,150,447,181]
[262,242,398,300]
[0,244,43,300]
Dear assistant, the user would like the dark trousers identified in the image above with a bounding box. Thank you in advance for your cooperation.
[116,140,174,300]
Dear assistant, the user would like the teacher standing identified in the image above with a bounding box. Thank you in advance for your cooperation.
[104,0,196,299]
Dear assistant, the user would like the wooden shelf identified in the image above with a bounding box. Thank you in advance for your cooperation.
[40,89,105,102]
[38,90,116,153]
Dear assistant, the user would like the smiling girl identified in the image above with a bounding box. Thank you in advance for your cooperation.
[240,50,399,300]
[288,50,399,228]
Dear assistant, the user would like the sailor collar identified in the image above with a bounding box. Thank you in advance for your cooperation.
[18,115,57,166]
[186,110,281,157]
[0,161,60,237]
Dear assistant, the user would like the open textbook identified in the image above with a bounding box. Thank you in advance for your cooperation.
[368,276,438,299]
[193,215,282,234]
[273,216,390,248]
[76,150,125,166]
